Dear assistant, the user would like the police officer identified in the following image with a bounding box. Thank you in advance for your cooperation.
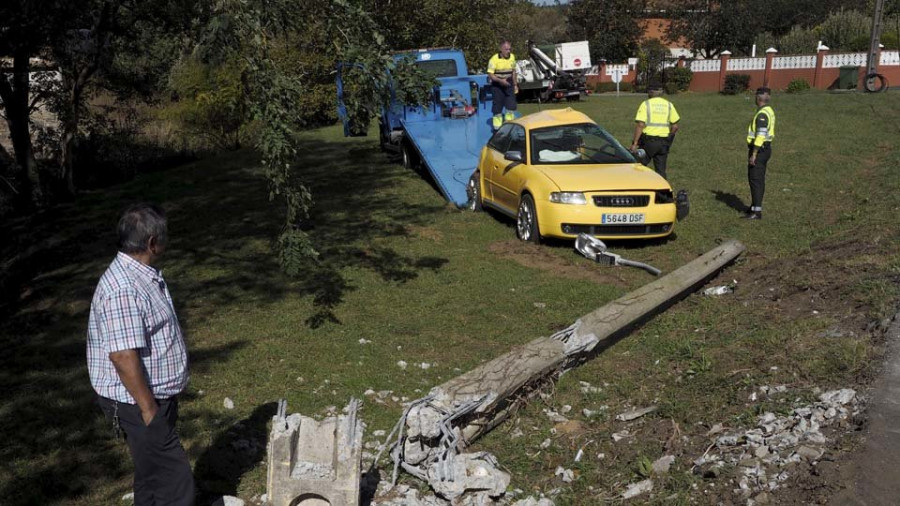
[487,40,518,130]
[631,81,680,179]
[744,87,776,220]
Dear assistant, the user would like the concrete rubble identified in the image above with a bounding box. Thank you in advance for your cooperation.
[622,479,653,499]
[693,388,859,498]
[266,399,363,506]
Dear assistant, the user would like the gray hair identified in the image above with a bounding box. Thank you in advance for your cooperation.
[117,203,167,254]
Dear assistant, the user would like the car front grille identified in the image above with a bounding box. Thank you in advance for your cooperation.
[592,195,650,207]
[561,223,673,236]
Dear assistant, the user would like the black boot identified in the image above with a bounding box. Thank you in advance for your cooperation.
[742,211,762,220]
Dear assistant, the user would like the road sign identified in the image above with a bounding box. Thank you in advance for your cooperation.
[574,58,582,67]
[611,68,625,83]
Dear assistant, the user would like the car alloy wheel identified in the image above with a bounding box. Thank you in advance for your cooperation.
[517,194,540,243]
[466,172,483,211]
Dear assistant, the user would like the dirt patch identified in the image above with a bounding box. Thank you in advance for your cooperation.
[488,240,626,287]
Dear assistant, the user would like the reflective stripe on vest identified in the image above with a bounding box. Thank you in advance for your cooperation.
[644,99,672,129]
[747,106,776,144]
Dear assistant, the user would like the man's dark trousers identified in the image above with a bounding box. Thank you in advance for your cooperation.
[748,143,772,210]
[99,396,195,505]
[640,134,670,179]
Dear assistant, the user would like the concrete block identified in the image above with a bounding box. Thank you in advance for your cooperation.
[266,400,363,506]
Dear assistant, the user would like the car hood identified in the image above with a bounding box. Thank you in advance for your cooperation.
[535,163,671,192]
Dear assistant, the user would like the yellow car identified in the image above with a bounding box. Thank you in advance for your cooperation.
[467,108,677,243]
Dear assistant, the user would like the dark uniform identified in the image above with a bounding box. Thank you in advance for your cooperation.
[745,89,776,219]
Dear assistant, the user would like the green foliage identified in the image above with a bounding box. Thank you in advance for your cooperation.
[635,38,669,88]
[786,78,811,93]
[722,74,751,95]
[198,0,436,269]
[668,66,694,92]
[817,8,871,51]
[165,56,250,150]
[636,455,653,478]
[669,1,760,57]
[567,0,645,62]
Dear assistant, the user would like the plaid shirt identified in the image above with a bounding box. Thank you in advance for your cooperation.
[87,252,189,403]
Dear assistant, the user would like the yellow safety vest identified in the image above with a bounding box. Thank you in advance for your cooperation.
[635,97,680,137]
[747,106,776,147]
[487,53,516,81]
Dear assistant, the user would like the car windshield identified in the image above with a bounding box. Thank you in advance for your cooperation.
[530,123,636,165]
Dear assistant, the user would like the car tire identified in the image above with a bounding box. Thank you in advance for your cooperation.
[466,172,483,212]
[517,194,541,243]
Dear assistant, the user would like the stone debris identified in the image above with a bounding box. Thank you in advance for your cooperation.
[426,452,510,502]
[533,302,547,309]
[652,455,675,474]
[364,389,376,396]
[539,438,552,449]
[543,409,569,423]
[706,423,724,436]
[510,427,524,439]
[359,338,372,344]
[266,399,363,506]
[615,405,657,421]
[211,496,244,506]
[372,430,386,437]
[420,362,432,370]
[622,479,653,499]
[554,466,574,483]
[579,381,602,394]
[696,388,858,496]
[611,430,632,442]
[510,498,554,506]
[560,405,572,414]
[223,397,234,410]
[397,361,408,370]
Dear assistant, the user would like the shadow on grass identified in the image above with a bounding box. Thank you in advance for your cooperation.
[0,135,449,503]
[193,402,277,504]
[711,189,748,214]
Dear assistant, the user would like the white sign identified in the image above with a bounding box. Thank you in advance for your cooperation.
[611,68,625,83]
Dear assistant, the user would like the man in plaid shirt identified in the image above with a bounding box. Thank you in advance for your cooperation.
[88,203,194,505]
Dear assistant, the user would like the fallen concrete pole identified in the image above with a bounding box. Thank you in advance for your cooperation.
[385,239,746,490]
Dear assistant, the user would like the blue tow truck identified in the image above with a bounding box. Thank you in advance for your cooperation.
[338,48,503,207]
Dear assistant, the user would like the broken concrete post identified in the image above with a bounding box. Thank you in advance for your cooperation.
[386,240,745,484]
[266,399,364,506]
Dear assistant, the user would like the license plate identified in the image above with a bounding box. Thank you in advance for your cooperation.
[602,213,645,224]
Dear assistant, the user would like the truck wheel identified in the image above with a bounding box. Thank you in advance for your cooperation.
[516,194,541,244]
[401,141,418,170]
[466,172,483,211]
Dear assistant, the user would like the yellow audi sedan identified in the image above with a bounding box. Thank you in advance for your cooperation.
[467,108,677,243]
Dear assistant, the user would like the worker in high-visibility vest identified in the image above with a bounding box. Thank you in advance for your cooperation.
[487,40,518,130]
[743,87,776,220]
[630,81,680,180]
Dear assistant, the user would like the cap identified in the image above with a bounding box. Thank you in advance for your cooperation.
[755,87,771,95]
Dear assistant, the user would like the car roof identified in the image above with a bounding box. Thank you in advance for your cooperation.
[512,108,596,130]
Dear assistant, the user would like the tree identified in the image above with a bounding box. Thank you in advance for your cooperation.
[566,0,646,63]
[667,1,759,58]
[0,0,197,207]
[198,0,435,271]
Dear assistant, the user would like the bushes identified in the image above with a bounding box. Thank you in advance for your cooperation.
[786,78,811,93]
[722,74,751,95]
[667,66,694,92]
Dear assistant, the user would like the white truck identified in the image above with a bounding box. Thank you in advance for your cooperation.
[517,40,591,101]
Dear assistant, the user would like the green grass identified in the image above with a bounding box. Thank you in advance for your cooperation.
[1,90,899,504]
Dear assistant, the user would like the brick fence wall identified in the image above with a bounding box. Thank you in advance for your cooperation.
[588,47,900,92]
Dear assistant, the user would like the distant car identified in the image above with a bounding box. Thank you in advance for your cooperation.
[467,108,677,243]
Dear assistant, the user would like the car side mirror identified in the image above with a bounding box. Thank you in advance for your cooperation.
[504,151,523,162]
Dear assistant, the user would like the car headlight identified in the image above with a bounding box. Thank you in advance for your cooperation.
[549,192,587,205]
[654,190,674,204]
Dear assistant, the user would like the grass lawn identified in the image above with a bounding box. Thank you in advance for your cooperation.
[1,90,898,505]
